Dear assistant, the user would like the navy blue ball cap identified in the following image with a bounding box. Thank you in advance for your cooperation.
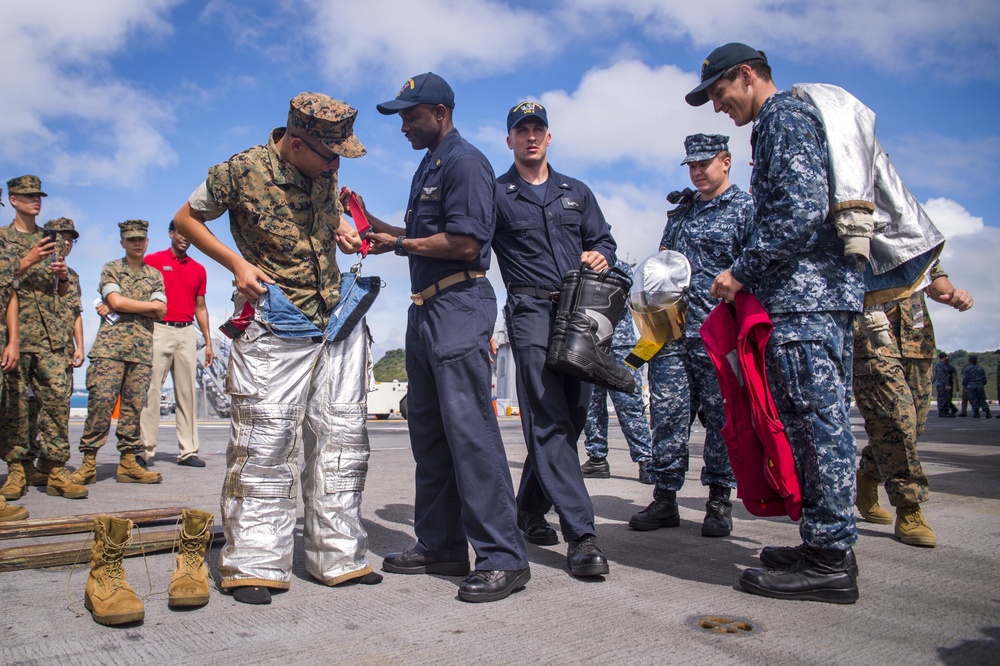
[377,72,455,115]
[507,101,548,132]
[685,43,767,107]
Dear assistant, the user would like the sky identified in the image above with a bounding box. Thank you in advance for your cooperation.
[2,0,999,387]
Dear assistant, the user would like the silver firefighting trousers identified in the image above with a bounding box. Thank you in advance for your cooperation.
[218,319,373,589]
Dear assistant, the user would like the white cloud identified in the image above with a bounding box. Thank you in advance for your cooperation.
[924,198,985,239]
[0,1,179,187]
[884,134,1000,196]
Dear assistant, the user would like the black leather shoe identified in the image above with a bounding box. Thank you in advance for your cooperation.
[382,549,470,576]
[517,510,558,545]
[178,456,206,468]
[740,546,859,604]
[457,568,530,603]
[628,489,679,531]
[760,543,860,576]
[581,456,610,478]
[638,461,653,485]
[566,536,609,576]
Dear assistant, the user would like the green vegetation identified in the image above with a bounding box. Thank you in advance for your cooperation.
[374,348,407,382]
[936,349,999,403]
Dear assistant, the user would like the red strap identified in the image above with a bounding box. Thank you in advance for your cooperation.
[348,192,371,258]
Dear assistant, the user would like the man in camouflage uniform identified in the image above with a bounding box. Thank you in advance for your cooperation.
[961,355,992,418]
[581,260,653,484]
[71,219,165,488]
[174,93,378,605]
[933,352,959,417]
[854,265,972,548]
[689,43,864,602]
[0,176,86,501]
[628,134,752,538]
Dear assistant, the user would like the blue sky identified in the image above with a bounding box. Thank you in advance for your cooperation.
[2,0,999,386]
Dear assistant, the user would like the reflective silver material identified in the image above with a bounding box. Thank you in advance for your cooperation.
[218,319,373,589]
[629,251,692,346]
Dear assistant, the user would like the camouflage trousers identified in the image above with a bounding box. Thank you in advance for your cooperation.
[79,358,152,455]
[0,351,72,465]
[647,336,734,491]
[935,384,957,416]
[584,347,651,463]
[766,312,857,550]
[855,355,931,506]
[966,387,991,416]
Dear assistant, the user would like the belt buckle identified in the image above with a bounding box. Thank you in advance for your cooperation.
[410,293,425,306]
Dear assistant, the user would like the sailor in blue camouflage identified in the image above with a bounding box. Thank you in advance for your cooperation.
[646,134,752,496]
[961,356,992,417]
[583,259,651,466]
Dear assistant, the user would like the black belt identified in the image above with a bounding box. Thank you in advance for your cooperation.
[509,286,559,302]
[159,321,192,328]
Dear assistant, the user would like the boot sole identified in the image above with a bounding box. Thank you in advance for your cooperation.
[0,490,26,501]
[85,593,145,625]
[628,517,680,531]
[46,487,88,499]
[456,569,531,603]
[168,594,209,608]
[381,560,470,576]
[738,576,858,604]
[0,509,29,521]
[568,560,610,577]
[115,475,162,484]
[701,526,733,537]
[582,471,611,479]
[896,535,937,547]
[859,513,893,525]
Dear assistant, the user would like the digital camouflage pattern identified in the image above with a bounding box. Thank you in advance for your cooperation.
[766,311,857,549]
[732,91,864,315]
[854,293,936,361]
[203,129,343,328]
[45,216,79,239]
[10,352,73,463]
[584,264,652,463]
[680,133,730,164]
[78,358,152,454]
[961,362,991,416]
[287,93,366,158]
[0,223,69,353]
[0,240,18,345]
[89,258,164,365]
[933,358,959,415]
[5,175,46,196]
[118,219,148,239]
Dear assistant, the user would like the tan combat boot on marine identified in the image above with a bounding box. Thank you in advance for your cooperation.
[70,453,98,485]
[168,509,213,608]
[84,516,145,625]
[855,474,892,524]
[22,459,50,487]
[46,465,89,499]
[0,462,27,500]
[116,453,161,484]
[895,504,937,547]
[0,496,28,521]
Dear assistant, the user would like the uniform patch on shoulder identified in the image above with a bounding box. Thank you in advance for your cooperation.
[420,187,441,201]
[507,183,517,191]
[561,198,582,210]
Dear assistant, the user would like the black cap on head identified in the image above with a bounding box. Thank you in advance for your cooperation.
[685,42,767,107]
[938,352,948,359]
[507,101,548,132]
[377,72,455,114]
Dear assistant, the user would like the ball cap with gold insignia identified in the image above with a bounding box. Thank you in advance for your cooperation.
[685,42,767,107]
[6,174,47,197]
[377,72,455,114]
[118,219,149,239]
[681,133,730,164]
[287,93,366,159]
[44,217,79,239]
[507,101,548,132]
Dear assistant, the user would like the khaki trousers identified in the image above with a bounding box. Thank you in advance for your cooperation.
[139,323,199,461]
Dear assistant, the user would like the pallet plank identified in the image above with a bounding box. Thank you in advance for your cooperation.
[0,507,189,540]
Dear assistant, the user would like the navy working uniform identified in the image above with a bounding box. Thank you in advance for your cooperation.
[493,163,617,543]
[401,129,529,573]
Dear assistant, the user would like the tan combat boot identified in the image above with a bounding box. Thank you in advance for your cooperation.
[168,509,214,608]
[895,504,937,547]
[0,496,28,521]
[46,465,89,499]
[70,453,98,485]
[84,516,145,625]
[855,474,892,525]
[0,462,27,500]
[116,453,162,484]
[23,459,50,487]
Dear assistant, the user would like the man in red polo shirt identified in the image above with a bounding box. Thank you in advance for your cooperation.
[139,221,214,467]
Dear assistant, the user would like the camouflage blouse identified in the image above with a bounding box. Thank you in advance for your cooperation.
[88,258,165,365]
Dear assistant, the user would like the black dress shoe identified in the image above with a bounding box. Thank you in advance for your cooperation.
[178,456,206,467]
[517,510,558,545]
[457,568,530,603]
[566,536,609,577]
[759,543,859,576]
[740,546,859,604]
[581,456,610,478]
[382,549,470,576]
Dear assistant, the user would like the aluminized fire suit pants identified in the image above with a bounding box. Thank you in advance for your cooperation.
[218,319,372,590]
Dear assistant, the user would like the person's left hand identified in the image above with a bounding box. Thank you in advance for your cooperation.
[203,346,215,367]
[580,251,609,272]
[72,348,85,368]
[49,257,68,281]
[366,232,397,255]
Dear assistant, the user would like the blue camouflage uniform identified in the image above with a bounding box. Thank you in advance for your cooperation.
[493,164,617,541]
[583,259,652,464]
[647,184,753,492]
[933,359,959,416]
[733,91,865,550]
[961,362,990,416]
[403,129,528,572]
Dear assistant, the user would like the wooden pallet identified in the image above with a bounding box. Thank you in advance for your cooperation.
[0,507,188,540]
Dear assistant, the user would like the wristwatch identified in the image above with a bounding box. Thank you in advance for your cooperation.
[394,235,408,256]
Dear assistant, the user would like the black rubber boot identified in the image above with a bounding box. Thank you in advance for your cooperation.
[546,267,635,393]
[740,546,859,604]
[545,269,582,368]
[628,487,679,531]
[701,485,733,537]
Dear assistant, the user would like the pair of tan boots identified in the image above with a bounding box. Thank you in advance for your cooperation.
[84,509,213,626]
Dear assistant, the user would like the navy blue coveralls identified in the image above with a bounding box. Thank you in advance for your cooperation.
[493,164,617,541]
[403,129,528,571]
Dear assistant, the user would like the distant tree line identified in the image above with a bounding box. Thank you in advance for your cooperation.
[936,349,999,402]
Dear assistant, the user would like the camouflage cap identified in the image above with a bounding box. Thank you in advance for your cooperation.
[681,133,730,164]
[44,217,79,239]
[119,219,149,239]
[287,93,366,159]
[6,175,47,197]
